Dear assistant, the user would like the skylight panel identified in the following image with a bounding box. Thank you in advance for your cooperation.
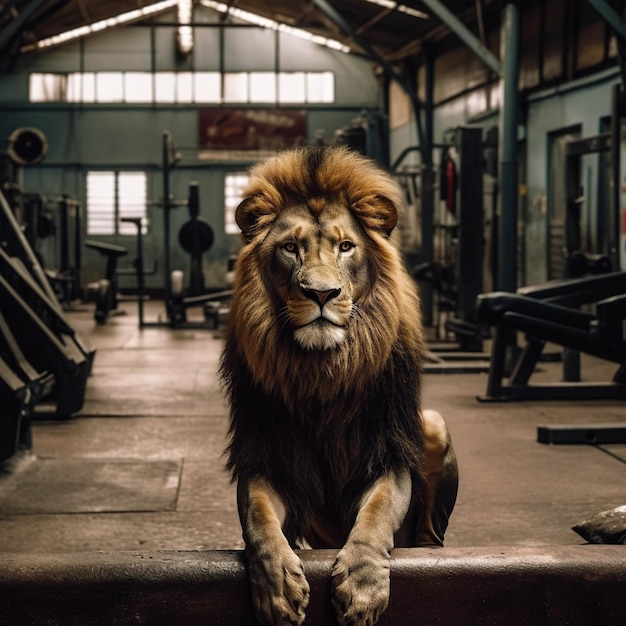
[200,0,351,54]
[363,0,429,20]
[22,0,178,51]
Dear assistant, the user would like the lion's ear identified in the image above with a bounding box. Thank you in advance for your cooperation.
[235,196,261,241]
[355,195,399,237]
[376,195,399,237]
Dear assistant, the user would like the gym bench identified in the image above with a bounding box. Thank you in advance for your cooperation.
[0,548,624,625]
[85,240,129,325]
[476,272,626,401]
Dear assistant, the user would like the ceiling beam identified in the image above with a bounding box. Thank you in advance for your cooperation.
[312,0,425,149]
[74,0,92,24]
[417,0,501,75]
[355,7,393,37]
[584,0,626,43]
[0,0,48,52]
[27,0,75,31]
[313,0,412,92]
[0,0,20,26]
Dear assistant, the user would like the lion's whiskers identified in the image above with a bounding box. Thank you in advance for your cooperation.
[278,306,292,329]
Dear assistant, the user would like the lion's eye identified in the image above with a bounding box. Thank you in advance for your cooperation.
[283,242,298,254]
[339,240,355,253]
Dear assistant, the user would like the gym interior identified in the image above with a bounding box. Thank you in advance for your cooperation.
[0,0,625,623]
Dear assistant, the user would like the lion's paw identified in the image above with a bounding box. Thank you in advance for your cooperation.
[331,545,390,626]
[247,548,310,626]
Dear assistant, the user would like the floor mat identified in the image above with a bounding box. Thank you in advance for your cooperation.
[0,457,181,514]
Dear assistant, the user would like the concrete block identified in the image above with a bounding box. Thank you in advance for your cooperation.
[0,547,624,625]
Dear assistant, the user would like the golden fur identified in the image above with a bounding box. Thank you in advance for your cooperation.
[219,145,457,626]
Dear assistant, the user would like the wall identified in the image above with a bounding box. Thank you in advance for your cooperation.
[0,4,380,291]
[523,70,620,284]
[390,68,621,287]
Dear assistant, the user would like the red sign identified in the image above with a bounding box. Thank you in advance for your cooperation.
[198,109,306,154]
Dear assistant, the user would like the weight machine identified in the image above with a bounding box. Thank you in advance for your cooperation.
[124,131,230,329]
[84,239,130,325]
[477,83,626,403]
[404,127,491,373]
[2,129,83,305]
[0,188,94,450]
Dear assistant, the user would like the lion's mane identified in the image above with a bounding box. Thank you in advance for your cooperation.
[220,145,426,542]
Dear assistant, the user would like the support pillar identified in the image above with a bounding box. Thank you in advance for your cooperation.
[498,2,521,292]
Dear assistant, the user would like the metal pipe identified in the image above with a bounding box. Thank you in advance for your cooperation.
[585,0,626,43]
[420,45,435,325]
[0,0,48,51]
[611,84,625,272]
[162,131,172,309]
[498,2,521,292]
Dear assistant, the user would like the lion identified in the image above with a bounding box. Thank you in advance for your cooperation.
[219,145,458,626]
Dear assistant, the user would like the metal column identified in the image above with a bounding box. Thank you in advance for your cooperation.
[420,46,435,325]
[498,2,521,292]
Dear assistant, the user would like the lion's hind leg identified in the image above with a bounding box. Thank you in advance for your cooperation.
[414,408,459,547]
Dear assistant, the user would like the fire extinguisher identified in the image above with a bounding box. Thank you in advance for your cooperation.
[445,156,457,214]
[440,147,458,215]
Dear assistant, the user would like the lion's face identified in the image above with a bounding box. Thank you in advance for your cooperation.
[226,146,422,402]
[262,201,369,351]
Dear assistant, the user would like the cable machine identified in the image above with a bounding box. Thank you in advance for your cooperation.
[124,130,230,329]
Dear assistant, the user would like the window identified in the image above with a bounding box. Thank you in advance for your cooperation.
[250,72,277,102]
[154,72,177,103]
[223,73,248,103]
[29,73,66,101]
[175,72,193,103]
[95,72,124,102]
[86,171,147,236]
[194,72,221,102]
[306,71,334,103]
[29,71,334,104]
[125,72,153,103]
[279,72,306,103]
[224,172,250,234]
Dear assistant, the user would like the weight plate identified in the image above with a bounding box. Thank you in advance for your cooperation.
[178,219,214,254]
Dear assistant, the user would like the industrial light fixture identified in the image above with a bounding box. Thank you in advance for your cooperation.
[177,0,194,56]
[363,0,429,20]
[22,0,353,55]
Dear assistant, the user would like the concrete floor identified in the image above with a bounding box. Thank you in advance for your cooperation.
[0,300,624,553]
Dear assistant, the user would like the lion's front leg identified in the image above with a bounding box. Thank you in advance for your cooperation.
[331,469,412,626]
[238,476,310,626]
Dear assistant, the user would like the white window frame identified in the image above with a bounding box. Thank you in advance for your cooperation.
[86,170,148,236]
[224,172,250,234]
[29,71,335,104]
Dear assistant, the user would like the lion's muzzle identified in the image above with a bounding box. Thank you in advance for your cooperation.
[301,286,342,307]
[290,282,351,350]
[288,266,352,350]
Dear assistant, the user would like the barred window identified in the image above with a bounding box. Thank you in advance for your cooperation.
[86,171,147,236]
[30,71,334,104]
[224,172,250,235]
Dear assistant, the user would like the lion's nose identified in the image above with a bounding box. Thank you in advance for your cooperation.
[302,287,341,307]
